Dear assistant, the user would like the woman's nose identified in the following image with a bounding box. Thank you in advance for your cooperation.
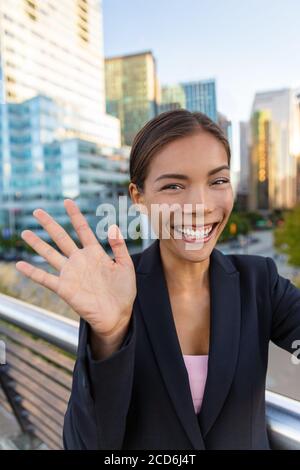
[182,187,215,215]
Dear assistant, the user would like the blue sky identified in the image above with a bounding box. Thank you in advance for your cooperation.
[102,0,300,170]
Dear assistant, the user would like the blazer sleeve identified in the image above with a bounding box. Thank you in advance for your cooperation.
[266,256,300,354]
[62,312,136,450]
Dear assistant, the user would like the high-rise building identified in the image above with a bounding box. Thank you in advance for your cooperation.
[0,0,120,146]
[237,121,251,210]
[0,1,135,245]
[180,79,217,122]
[250,110,272,211]
[217,112,232,149]
[157,79,217,123]
[249,88,300,210]
[158,84,186,113]
[0,95,130,241]
[105,51,159,145]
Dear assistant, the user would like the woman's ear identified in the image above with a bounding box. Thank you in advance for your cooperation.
[128,183,148,216]
[129,182,142,205]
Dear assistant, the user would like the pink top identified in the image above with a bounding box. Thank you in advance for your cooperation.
[183,354,209,414]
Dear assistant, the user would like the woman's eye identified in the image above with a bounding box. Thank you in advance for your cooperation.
[161,184,183,190]
[212,178,230,185]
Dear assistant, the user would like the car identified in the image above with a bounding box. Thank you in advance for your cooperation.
[248,235,259,244]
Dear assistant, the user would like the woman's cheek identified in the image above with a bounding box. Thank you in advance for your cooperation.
[215,187,234,208]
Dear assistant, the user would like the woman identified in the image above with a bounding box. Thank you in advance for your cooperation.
[15,109,300,450]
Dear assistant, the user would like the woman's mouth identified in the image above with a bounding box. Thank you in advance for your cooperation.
[170,222,220,244]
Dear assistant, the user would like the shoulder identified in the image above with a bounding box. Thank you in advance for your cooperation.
[225,252,271,269]
[215,249,278,283]
[217,252,285,312]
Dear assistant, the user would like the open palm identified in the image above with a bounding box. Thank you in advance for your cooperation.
[15,199,137,338]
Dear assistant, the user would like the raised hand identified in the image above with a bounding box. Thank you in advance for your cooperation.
[15,199,137,340]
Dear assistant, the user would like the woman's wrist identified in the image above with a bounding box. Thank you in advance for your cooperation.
[89,317,132,361]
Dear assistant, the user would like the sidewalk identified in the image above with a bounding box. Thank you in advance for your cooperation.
[0,404,20,449]
[0,404,48,450]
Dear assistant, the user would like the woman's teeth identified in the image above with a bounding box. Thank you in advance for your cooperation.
[174,224,214,239]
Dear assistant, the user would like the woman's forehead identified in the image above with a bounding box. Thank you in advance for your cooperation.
[146,135,229,180]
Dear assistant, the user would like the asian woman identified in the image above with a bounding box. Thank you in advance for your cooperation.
[15,109,300,450]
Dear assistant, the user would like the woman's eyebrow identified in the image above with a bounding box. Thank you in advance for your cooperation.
[154,173,189,182]
[207,165,230,176]
[154,165,230,183]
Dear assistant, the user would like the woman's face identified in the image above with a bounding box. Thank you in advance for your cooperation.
[129,130,234,262]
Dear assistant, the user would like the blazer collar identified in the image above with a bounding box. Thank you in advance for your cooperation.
[135,239,241,449]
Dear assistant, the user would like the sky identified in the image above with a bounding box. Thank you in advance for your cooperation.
[102,0,300,171]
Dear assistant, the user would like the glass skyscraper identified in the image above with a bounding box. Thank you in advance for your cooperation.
[105,51,160,146]
[180,79,217,122]
[0,0,120,146]
[0,95,130,242]
[250,88,300,210]
[158,79,217,123]
[158,84,186,113]
[0,1,134,244]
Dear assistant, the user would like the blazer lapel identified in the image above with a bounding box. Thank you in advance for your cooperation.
[135,239,241,448]
[197,248,241,438]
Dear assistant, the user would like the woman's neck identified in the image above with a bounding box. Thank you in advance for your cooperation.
[159,241,210,292]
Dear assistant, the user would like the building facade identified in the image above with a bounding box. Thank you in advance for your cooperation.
[249,88,300,210]
[180,79,217,122]
[158,79,217,123]
[217,111,232,149]
[0,0,120,146]
[158,84,186,113]
[105,51,159,146]
[236,121,251,211]
[0,1,139,245]
[0,95,130,242]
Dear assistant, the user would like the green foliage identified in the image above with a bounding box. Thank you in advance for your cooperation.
[245,211,264,227]
[274,205,300,267]
[219,211,251,242]
[0,226,34,254]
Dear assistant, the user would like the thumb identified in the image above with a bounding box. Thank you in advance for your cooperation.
[108,224,130,266]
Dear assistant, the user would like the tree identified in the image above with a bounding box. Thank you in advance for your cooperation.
[274,204,300,267]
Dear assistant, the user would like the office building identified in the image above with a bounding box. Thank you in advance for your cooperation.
[105,51,159,145]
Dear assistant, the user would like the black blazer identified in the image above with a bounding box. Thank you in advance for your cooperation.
[63,238,300,450]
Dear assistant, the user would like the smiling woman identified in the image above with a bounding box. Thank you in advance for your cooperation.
[15,109,300,450]
[129,110,233,263]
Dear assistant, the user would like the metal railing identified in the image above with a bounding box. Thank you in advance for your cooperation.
[0,292,300,450]
[0,293,78,355]
[265,390,300,450]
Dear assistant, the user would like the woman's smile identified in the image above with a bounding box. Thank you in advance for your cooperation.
[169,221,221,244]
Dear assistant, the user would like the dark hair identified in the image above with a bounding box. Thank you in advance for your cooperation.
[129,109,231,192]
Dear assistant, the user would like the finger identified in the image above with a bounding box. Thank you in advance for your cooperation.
[20,230,67,271]
[107,225,131,266]
[15,261,59,293]
[33,208,79,257]
[63,199,104,251]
